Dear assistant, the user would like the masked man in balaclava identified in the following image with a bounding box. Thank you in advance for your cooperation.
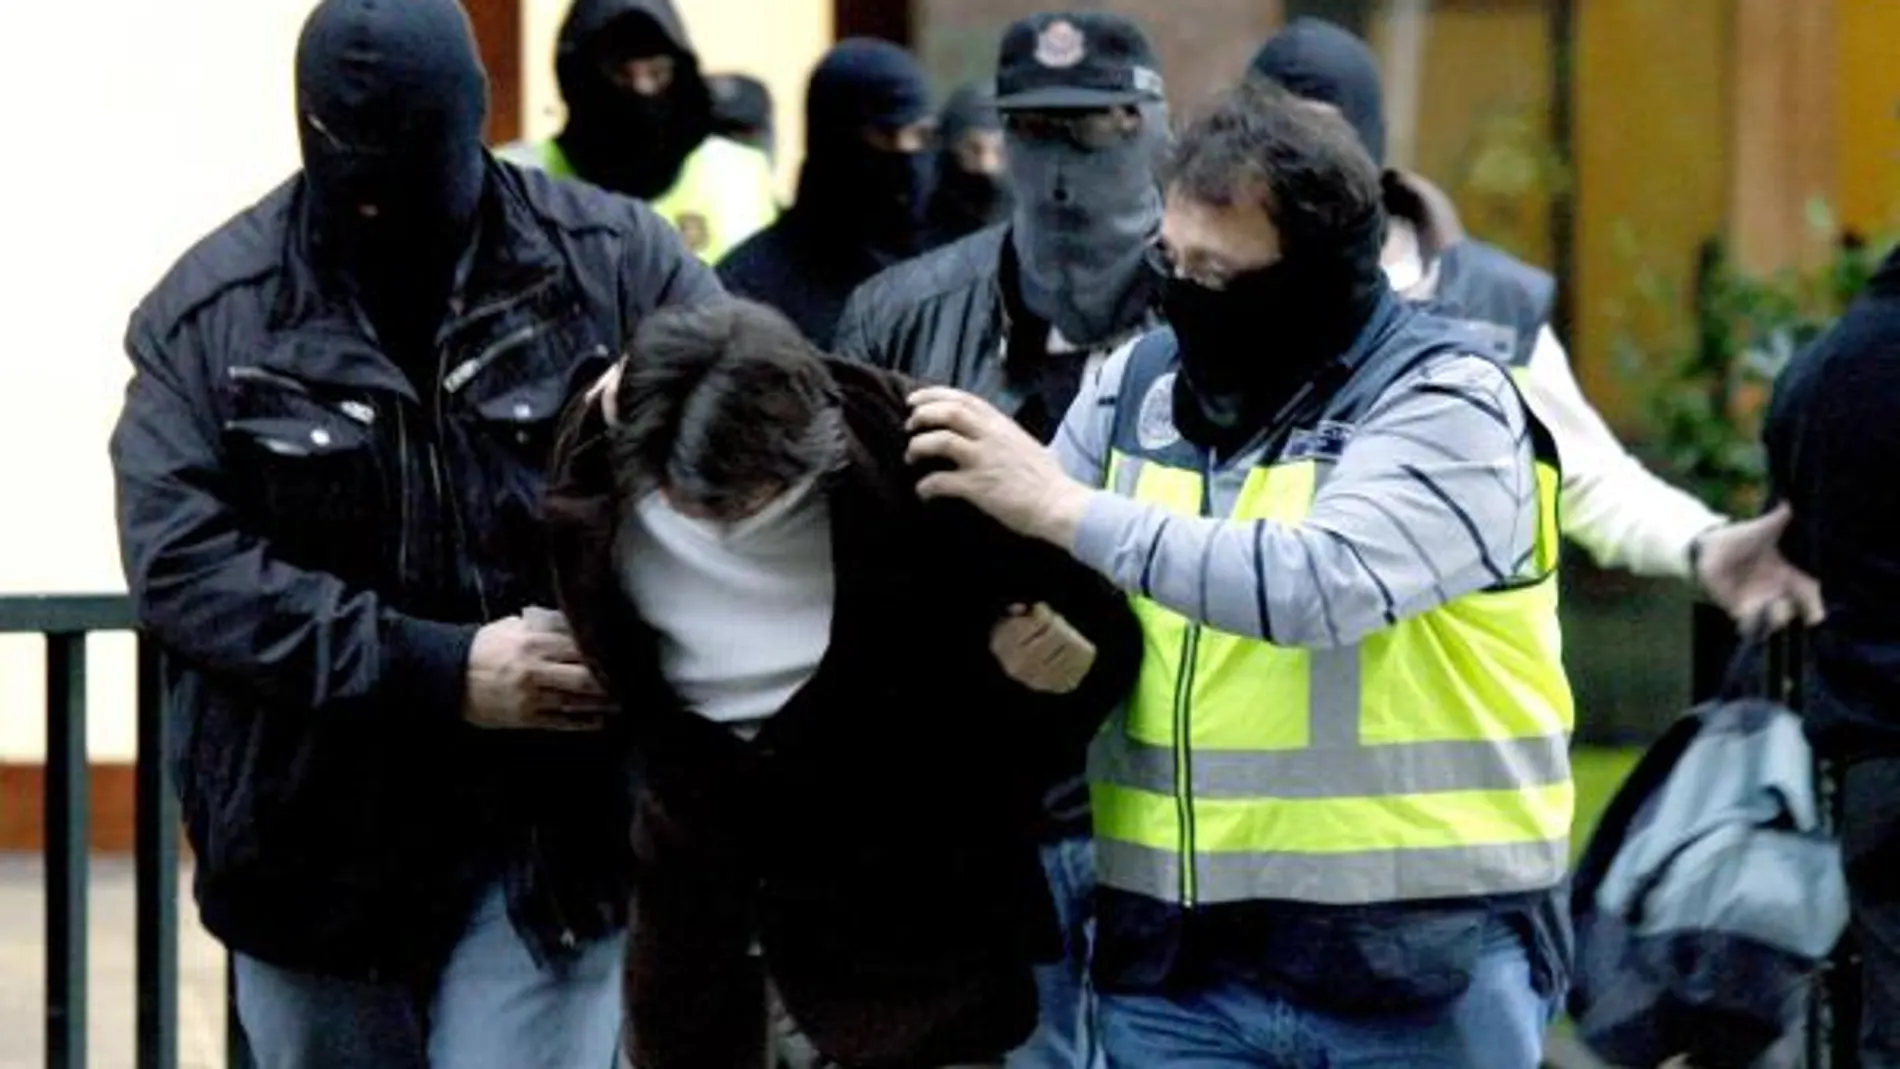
[719,39,936,349]
[924,83,1015,247]
[1249,17,1821,631]
[708,72,779,167]
[110,0,721,1064]
[500,0,778,263]
[833,13,1168,1068]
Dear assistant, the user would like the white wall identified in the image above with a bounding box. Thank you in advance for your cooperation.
[0,0,832,762]
[0,1,320,761]
[520,0,833,199]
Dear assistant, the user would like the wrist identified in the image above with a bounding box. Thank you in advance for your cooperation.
[1034,480,1094,550]
[1686,522,1722,591]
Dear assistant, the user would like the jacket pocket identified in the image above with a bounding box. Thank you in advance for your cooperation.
[221,379,388,575]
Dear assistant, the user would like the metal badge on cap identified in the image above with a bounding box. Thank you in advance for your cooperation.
[1034,19,1087,69]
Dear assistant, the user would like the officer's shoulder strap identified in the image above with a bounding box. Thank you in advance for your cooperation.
[1113,327,1181,410]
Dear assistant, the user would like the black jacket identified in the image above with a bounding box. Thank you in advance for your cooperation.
[545,359,1142,1066]
[1766,246,1900,760]
[111,158,721,977]
[719,207,904,349]
[834,224,1011,396]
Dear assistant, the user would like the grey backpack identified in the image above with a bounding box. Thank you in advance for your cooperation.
[1569,643,1848,1067]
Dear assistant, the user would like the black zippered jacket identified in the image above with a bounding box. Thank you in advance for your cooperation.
[110,158,720,977]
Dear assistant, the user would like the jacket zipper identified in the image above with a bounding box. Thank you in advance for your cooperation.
[428,289,557,620]
[226,365,312,395]
[395,404,412,586]
[443,322,548,395]
[1173,624,1202,907]
[1172,459,1222,909]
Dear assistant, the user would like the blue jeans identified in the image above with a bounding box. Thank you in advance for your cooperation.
[1006,834,1106,1069]
[235,883,626,1069]
[1097,922,1553,1069]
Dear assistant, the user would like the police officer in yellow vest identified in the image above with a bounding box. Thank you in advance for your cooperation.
[906,79,1572,1069]
[499,0,777,263]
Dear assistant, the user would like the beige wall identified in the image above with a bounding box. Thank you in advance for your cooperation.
[520,0,833,198]
[0,0,323,762]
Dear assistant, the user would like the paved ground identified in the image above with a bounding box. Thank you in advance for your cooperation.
[0,855,229,1069]
[0,854,1620,1069]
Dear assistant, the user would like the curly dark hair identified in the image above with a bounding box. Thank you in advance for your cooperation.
[609,298,846,521]
[1160,77,1384,259]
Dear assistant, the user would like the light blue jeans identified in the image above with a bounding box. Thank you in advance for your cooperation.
[1096,922,1554,1069]
[234,883,626,1069]
[1006,834,1106,1069]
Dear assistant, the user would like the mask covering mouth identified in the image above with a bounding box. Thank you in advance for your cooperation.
[796,38,935,261]
[295,0,489,363]
[1007,100,1168,348]
[927,87,1014,236]
[937,166,1014,230]
[1162,206,1389,456]
[557,10,714,200]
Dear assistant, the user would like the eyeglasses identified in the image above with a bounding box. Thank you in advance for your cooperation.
[1003,107,1141,151]
[1145,243,1239,292]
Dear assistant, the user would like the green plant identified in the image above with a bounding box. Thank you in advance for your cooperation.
[1617,202,1886,515]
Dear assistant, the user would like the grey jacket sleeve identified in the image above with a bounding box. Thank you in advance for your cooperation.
[1067,354,1539,648]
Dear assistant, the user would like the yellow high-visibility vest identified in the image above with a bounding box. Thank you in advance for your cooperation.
[1090,327,1575,910]
[497,135,778,264]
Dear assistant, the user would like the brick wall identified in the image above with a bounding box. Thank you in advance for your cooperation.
[914,0,1287,116]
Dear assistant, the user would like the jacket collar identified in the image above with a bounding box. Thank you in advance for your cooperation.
[265,155,567,400]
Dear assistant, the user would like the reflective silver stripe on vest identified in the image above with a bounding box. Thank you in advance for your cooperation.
[1110,453,1147,497]
[1095,837,1569,906]
[1093,731,1570,800]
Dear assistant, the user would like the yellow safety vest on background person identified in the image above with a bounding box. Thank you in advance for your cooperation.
[497,135,778,264]
[1090,327,1575,911]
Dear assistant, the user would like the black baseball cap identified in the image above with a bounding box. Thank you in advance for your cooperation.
[992,12,1165,111]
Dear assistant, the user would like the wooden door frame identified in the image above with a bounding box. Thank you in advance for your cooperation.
[466,0,524,145]
[835,0,913,46]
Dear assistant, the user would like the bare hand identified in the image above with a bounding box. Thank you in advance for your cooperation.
[464,616,613,731]
[990,603,1098,695]
[1695,503,1825,632]
[905,387,1092,545]
[586,359,626,426]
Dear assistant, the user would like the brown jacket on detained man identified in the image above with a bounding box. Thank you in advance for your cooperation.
[542,358,1141,1068]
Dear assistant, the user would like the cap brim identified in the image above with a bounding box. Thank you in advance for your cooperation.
[993,86,1153,110]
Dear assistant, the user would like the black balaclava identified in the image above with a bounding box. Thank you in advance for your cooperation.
[795,38,934,263]
[1249,18,1388,167]
[708,73,778,163]
[555,0,714,200]
[1164,175,1391,457]
[925,84,1013,241]
[296,0,488,372]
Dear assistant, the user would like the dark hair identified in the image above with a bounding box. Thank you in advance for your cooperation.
[1160,77,1383,259]
[609,299,846,519]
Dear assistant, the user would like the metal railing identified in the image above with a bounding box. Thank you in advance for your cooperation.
[0,594,250,1069]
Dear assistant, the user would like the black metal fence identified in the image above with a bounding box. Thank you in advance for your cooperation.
[0,595,249,1069]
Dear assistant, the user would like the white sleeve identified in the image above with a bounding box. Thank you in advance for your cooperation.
[1518,325,1726,578]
